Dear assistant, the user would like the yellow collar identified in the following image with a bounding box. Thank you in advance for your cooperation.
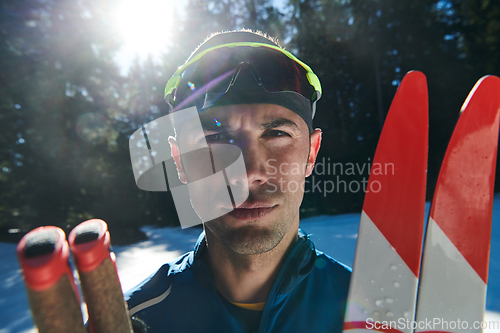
[230,301,265,311]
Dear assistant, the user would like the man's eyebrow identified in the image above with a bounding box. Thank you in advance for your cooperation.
[200,118,229,131]
[260,118,299,130]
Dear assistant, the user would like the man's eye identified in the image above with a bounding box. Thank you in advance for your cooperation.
[266,130,291,138]
[205,133,231,143]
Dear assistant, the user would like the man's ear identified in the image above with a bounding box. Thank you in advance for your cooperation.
[168,136,187,184]
[305,128,322,177]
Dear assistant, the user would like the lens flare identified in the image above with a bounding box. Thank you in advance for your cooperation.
[76,113,110,144]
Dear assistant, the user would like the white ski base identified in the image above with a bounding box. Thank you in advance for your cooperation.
[343,211,418,333]
[415,217,486,333]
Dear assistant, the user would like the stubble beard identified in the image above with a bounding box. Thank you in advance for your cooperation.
[203,141,311,256]
[204,192,298,255]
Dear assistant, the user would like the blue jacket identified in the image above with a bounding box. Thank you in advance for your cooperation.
[125,230,351,332]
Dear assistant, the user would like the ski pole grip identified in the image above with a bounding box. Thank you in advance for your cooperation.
[69,219,113,273]
[17,226,73,292]
[69,219,134,333]
[17,226,86,333]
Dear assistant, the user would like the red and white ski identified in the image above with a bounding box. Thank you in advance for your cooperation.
[343,71,429,333]
[343,74,500,333]
[415,76,500,333]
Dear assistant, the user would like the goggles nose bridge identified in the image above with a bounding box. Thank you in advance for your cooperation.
[228,61,264,91]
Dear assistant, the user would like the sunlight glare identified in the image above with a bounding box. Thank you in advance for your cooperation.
[113,0,176,60]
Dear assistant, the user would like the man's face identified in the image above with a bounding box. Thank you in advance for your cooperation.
[171,104,321,255]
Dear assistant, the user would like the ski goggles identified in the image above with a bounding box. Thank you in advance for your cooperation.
[164,42,322,118]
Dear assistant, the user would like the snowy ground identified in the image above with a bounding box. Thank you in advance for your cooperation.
[2,198,500,332]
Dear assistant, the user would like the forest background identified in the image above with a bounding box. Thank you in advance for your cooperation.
[1,0,499,243]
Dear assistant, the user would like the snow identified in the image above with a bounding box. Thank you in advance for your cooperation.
[2,198,500,332]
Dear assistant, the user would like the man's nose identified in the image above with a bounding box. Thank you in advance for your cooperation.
[229,139,269,187]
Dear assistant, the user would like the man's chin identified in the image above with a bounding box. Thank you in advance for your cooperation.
[206,221,284,255]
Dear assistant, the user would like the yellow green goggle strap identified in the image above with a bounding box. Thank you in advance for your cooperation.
[164,42,322,104]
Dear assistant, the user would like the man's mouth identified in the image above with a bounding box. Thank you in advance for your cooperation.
[228,203,276,220]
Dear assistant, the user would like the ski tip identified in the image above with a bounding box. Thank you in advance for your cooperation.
[405,70,426,78]
[480,74,500,80]
[362,68,428,278]
[460,75,500,113]
[16,226,73,292]
[403,70,427,85]
[394,70,428,106]
[430,74,500,284]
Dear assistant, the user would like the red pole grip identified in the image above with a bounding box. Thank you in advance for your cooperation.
[68,219,114,273]
[17,226,74,292]
[17,226,86,333]
[69,219,133,333]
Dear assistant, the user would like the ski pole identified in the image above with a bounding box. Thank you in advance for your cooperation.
[69,219,133,333]
[17,226,86,333]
